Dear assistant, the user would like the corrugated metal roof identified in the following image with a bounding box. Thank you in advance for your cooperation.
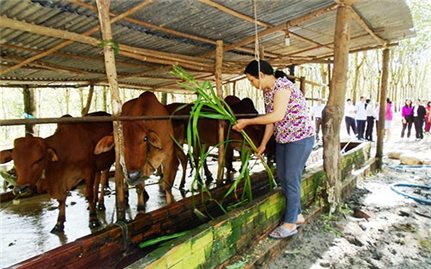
[0,0,415,91]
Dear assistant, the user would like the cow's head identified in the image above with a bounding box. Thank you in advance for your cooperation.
[95,124,165,186]
[12,137,58,196]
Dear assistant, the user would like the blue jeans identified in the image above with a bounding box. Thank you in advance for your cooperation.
[275,136,314,223]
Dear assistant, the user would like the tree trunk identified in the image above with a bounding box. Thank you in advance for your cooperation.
[81,84,94,116]
[375,48,390,170]
[322,2,352,214]
[23,85,35,136]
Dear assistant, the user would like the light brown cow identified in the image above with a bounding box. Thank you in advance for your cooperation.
[95,92,179,205]
[0,112,114,233]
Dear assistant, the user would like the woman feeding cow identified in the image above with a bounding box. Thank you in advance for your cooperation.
[233,60,315,239]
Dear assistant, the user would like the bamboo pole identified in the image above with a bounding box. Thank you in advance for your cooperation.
[0,16,214,72]
[215,40,225,183]
[349,6,387,46]
[67,0,269,57]
[220,3,338,54]
[376,47,390,170]
[81,85,94,116]
[95,0,126,221]
[322,1,353,214]
[0,0,153,76]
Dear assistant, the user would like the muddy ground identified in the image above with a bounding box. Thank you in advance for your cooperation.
[266,136,431,269]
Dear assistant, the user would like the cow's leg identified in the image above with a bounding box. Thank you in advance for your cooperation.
[51,199,66,233]
[84,171,100,228]
[175,146,188,190]
[224,144,235,181]
[202,146,214,185]
[97,170,108,210]
[93,172,101,206]
[161,153,179,205]
[136,183,148,212]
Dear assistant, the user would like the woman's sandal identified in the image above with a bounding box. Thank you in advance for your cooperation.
[269,225,298,239]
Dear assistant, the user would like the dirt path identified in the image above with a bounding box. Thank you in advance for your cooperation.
[266,137,431,269]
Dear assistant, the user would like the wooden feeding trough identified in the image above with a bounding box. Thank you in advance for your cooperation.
[10,141,373,269]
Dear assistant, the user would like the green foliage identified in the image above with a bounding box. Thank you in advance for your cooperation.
[138,231,188,249]
[171,65,275,212]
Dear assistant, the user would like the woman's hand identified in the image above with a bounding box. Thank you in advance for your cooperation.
[233,119,249,132]
[402,118,406,124]
[256,144,266,156]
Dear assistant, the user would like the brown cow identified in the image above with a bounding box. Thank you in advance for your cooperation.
[95,92,179,205]
[0,112,114,233]
[166,97,267,184]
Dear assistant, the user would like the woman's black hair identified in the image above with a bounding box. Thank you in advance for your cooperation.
[244,60,273,78]
[244,60,289,79]
[386,98,392,104]
[274,70,289,79]
[405,99,412,107]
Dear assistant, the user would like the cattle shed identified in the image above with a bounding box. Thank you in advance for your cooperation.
[0,1,416,268]
[0,0,414,90]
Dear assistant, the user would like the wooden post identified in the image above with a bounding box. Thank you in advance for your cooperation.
[326,63,332,98]
[23,85,35,136]
[375,47,390,170]
[299,76,306,95]
[215,40,225,183]
[95,0,126,221]
[322,1,353,214]
[81,84,94,116]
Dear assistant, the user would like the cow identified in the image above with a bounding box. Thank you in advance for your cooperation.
[223,97,276,180]
[0,112,115,233]
[95,92,179,205]
[165,96,272,185]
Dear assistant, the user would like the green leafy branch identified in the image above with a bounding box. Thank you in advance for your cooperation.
[171,65,275,206]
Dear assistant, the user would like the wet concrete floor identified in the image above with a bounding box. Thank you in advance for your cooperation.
[0,157,256,268]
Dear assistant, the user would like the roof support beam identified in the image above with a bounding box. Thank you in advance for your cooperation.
[0,15,214,72]
[199,0,271,28]
[349,6,387,46]
[0,0,153,76]
[67,0,275,57]
[0,43,144,69]
[221,3,338,53]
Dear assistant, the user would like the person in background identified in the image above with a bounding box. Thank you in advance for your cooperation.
[310,99,325,142]
[365,99,375,141]
[413,99,426,140]
[374,103,380,136]
[355,96,367,141]
[344,98,357,138]
[233,60,314,239]
[385,98,393,142]
[425,101,431,134]
[400,99,414,141]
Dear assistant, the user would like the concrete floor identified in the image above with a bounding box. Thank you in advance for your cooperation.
[0,156,267,268]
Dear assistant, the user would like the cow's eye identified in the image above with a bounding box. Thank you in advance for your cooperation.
[143,136,148,142]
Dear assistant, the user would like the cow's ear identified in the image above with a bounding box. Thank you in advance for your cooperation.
[0,149,13,164]
[47,148,59,162]
[95,135,114,154]
[147,131,162,149]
